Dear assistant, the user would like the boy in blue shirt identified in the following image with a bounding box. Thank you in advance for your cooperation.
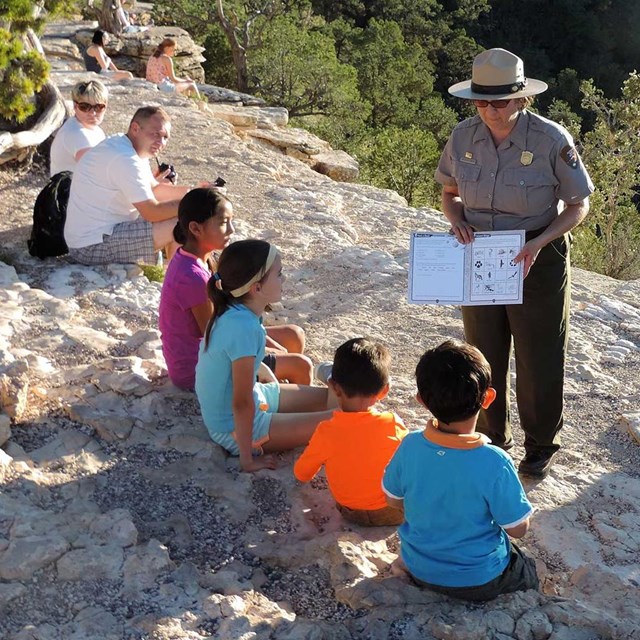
[383,339,538,601]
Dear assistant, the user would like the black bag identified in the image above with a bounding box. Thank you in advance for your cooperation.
[27,171,72,259]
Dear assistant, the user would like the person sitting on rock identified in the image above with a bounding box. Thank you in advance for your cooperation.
[64,105,214,266]
[49,80,109,176]
[159,188,313,390]
[195,240,336,473]
[146,38,200,98]
[114,0,149,33]
[294,337,407,527]
[85,29,134,81]
[383,339,539,602]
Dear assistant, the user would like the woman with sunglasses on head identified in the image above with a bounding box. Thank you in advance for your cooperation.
[435,49,594,479]
[85,30,134,81]
[50,80,109,176]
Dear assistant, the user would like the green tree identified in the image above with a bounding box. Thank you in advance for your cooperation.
[414,94,458,148]
[359,125,440,206]
[574,75,640,279]
[345,19,433,128]
[249,15,361,117]
[545,98,581,142]
[0,0,67,122]
[200,27,236,89]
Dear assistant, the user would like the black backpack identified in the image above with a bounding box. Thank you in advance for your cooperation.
[28,171,72,259]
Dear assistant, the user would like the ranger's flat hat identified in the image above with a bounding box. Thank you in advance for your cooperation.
[449,48,548,100]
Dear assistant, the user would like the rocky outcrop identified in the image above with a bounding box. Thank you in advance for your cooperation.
[210,106,360,181]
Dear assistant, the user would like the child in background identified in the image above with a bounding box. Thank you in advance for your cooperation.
[294,338,407,526]
[159,188,312,390]
[195,239,335,472]
[382,339,538,602]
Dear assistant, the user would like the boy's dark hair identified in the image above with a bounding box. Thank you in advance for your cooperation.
[415,339,491,424]
[331,337,391,398]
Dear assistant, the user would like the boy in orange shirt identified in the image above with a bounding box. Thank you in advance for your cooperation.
[294,338,407,526]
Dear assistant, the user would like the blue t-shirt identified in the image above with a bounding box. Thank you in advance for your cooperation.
[382,430,533,588]
[195,304,266,434]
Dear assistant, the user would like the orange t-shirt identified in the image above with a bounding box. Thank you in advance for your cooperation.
[294,409,408,510]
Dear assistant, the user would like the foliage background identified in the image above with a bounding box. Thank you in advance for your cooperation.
[3,0,640,277]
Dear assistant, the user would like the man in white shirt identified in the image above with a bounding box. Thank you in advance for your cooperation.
[65,105,201,265]
[50,80,108,176]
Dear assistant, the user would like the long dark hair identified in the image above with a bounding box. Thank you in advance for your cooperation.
[92,30,106,46]
[173,188,231,245]
[203,239,272,349]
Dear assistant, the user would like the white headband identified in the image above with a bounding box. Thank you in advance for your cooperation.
[229,244,278,298]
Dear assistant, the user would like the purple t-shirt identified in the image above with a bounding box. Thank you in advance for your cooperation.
[159,248,210,389]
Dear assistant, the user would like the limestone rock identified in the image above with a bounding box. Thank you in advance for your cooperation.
[246,126,330,157]
[0,581,26,608]
[312,150,360,182]
[0,368,29,420]
[89,509,138,547]
[0,448,13,481]
[96,369,154,396]
[0,534,69,580]
[124,328,161,351]
[203,569,247,595]
[70,606,122,640]
[56,545,124,581]
[204,104,259,127]
[329,538,379,587]
[123,539,175,593]
[199,84,266,106]
[206,104,288,128]
[0,263,20,286]
[620,411,640,444]
[0,411,10,446]
[337,575,440,609]
[29,429,97,465]
[41,38,84,70]
[67,403,134,441]
[63,324,119,352]
[514,610,553,640]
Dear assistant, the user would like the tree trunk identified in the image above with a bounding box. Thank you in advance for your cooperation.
[97,0,125,34]
[215,0,249,93]
[0,81,66,164]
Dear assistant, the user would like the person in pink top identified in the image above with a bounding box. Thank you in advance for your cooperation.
[159,188,313,390]
[146,38,200,98]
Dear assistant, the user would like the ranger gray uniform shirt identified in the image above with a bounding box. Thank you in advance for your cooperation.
[435,111,594,231]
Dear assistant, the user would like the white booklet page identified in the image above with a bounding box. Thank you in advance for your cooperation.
[408,230,525,305]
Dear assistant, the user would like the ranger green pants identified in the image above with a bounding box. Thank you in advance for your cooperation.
[461,233,570,454]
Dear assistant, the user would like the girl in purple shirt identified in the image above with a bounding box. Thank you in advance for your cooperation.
[159,188,312,390]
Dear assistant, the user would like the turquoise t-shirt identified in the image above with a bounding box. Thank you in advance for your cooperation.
[195,304,266,434]
[382,430,533,587]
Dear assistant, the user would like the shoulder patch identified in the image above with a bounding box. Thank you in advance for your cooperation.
[560,145,579,169]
